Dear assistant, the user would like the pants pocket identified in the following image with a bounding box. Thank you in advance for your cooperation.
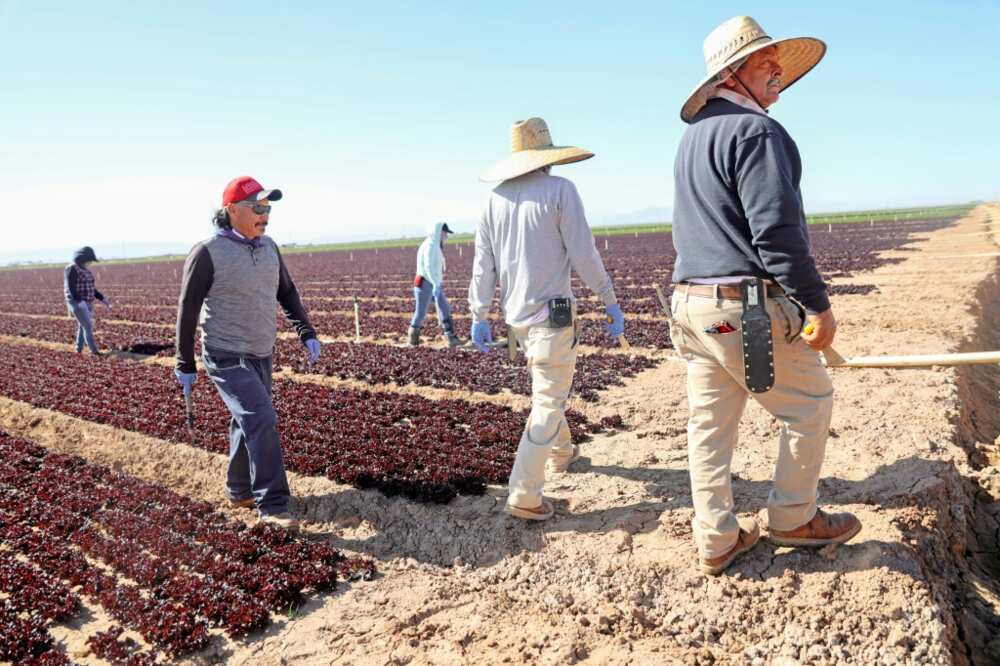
[774,297,805,344]
[204,353,244,372]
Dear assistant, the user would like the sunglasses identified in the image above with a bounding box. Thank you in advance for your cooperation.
[236,201,272,215]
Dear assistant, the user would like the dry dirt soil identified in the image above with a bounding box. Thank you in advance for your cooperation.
[2,205,999,665]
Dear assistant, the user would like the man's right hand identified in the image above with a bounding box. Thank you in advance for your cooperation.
[801,308,837,351]
[174,369,197,397]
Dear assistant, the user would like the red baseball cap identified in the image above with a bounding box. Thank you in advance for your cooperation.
[222,176,283,206]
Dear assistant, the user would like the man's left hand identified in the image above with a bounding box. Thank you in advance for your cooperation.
[100,298,112,309]
[305,338,321,365]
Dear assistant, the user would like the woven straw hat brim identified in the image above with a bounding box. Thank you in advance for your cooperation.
[479,146,594,183]
[680,36,826,123]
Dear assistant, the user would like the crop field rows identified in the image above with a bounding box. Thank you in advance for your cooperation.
[0,342,623,503]
[0,432,375,663]
[0,217,958,503]
[0,214,964,662]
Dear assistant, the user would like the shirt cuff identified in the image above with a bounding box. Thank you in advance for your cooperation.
[801,291,831,315]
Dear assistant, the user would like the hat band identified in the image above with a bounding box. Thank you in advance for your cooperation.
[706,34,772,71]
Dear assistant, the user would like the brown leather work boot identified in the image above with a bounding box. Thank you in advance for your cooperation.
[699,518,760,576]
[230,497,255,510]
[767,509,861,547]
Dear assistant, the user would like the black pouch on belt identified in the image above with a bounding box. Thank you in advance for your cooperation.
[548,297,573,328]
[740,278,774,393]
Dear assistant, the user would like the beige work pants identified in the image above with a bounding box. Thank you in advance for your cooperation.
[506,325,577,508]
[670,289,834,558]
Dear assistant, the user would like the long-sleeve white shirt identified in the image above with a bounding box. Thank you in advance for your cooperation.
[468,170,617,327]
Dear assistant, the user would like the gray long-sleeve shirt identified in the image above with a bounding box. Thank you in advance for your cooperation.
[469,170,617,327]
[672,98,830,314]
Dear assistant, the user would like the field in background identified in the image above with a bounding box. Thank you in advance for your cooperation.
[3,203,975,269]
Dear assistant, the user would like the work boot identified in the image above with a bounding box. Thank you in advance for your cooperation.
[506,498,555,521]
[259,511,300,532]
[407,326,421,346]
[767,509,861,547]
[445,333,464,348]
[699,518,760,576]
[229,496,255,510]
[546,444,580,474]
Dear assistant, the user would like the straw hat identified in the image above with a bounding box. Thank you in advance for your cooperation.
[680,16,826,123]
[480,117,593,182]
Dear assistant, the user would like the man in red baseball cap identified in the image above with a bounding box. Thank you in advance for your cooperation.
[174,176,319,531]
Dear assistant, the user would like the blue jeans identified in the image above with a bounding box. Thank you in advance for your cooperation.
[203,349,291,516]
[68,301,99,354]
[410,280,454,335]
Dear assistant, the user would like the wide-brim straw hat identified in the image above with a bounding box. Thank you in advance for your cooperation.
[480,117,593,182]
[680,16,826,123]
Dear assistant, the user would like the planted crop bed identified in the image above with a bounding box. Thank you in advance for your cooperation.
[274,338,658,401]
[0,431,374,661]
[0,343,618,502]
[0,313,177,355]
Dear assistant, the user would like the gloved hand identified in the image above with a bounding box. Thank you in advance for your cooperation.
[471,320,493,352]
[432,284,444,300]
[305,338,321,364]
[174,368,197,397]
[100,298,112,309]
[605,304,625,338]
[76,300,88,310]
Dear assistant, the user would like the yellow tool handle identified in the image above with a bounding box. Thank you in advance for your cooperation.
[803,323,815,335]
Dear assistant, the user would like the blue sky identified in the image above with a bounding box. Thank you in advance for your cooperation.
[2,0,998,262]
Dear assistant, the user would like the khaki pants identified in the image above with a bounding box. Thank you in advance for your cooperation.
[506,325,577,508]
[670,289,833,558]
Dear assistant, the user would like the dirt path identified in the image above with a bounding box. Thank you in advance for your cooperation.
[1,205,999,665]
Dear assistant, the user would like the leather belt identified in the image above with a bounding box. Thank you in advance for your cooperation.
[675,282,784,300]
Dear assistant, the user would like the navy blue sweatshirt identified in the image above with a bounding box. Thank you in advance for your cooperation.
[671,98,829,314]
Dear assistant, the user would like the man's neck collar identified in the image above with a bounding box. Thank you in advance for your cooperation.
[711,88,767,115]
[218,227,264,248]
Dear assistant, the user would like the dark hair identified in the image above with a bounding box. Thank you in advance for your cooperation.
[213,207,231,229]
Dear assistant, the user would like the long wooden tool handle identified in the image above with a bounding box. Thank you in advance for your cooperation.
[618,335,631,350]
[840,351,1000,368]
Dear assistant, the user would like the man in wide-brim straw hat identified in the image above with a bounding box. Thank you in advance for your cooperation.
[469,117,624,520]
[669,16,861,575]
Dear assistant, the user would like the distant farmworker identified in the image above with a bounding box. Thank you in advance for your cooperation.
[63,246,111,355]
[174,176,321,531]
[408,222,464,347]
[672,16,860,575]
[470,117,624,521]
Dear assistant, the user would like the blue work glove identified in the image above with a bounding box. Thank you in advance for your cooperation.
[605,304,625,338]
[174,368,197,397]
[471,320,493,352]
[305,338,321,365]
